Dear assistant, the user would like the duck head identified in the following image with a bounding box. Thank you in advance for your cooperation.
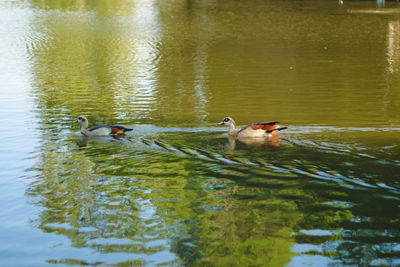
[218,117,236,127]
[74,115,87,123]
[218,117,238,136]
[74,115,89,129]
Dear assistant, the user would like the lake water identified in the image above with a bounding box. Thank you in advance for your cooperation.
[1,0,400,266]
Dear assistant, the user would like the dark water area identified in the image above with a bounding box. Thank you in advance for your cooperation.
[1,0,400,266]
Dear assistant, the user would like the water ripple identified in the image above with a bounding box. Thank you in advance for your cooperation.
[121,126,400,200]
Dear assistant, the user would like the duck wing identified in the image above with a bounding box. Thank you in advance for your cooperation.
[238,121,280,134]
[89,125,133,135]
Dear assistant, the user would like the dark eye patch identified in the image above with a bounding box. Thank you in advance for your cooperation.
[224,118,230,122]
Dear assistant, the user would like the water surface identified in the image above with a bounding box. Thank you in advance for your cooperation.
[1,0,400,266]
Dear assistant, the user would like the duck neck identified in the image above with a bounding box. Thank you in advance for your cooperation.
[81,120,89,131]
[228,121,237,136]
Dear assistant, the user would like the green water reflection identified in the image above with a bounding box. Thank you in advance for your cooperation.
[6,0,400,265]
[28,0,400,126]
[28,134,301,265]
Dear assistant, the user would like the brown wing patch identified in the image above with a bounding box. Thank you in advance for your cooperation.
[111,127,126,135]
[250,122,280,131]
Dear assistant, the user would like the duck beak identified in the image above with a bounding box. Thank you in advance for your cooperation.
[218,121,225,126]
[73,119,79,123]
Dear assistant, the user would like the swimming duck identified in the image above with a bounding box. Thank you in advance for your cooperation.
[74,115,133,136]
[218,117,287,138]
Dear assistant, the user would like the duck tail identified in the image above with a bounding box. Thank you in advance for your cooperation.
[266,127,287,133]
[260,121,279,125]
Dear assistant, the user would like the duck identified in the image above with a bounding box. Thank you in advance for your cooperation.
[74,115,133,137]
[218,117,287,138]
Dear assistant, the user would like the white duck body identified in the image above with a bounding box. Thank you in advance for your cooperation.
[81,126,118,137]
[237,126,270,138]
[74,116,133,137]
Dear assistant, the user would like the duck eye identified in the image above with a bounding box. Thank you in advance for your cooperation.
[224,118,230,122]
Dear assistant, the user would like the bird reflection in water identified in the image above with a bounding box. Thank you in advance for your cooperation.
[222,135,283,151]
[76,134,128,148]
[78,135,89,148]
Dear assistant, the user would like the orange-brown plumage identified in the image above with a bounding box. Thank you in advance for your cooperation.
[248,122,280,134]
[111,127,126,135]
